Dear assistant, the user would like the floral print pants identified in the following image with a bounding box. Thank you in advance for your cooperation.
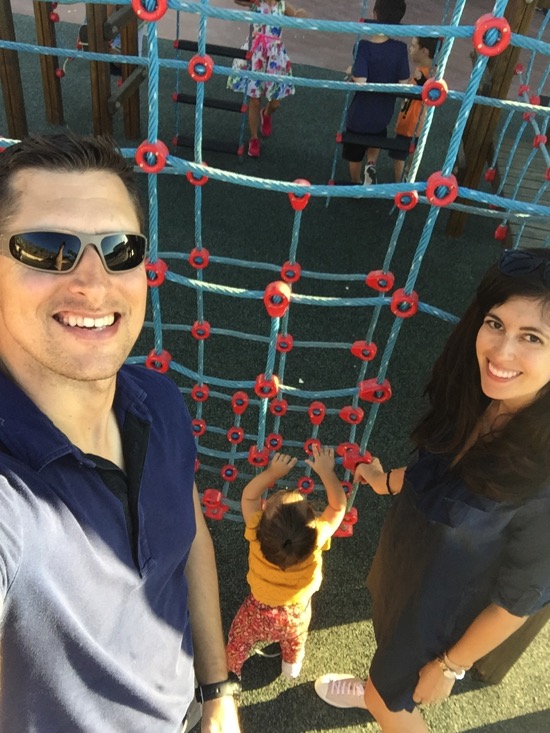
[226,594,311,676]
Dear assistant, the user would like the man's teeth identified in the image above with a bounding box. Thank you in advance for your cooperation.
[62,314,115,329]
[488,362,520,379]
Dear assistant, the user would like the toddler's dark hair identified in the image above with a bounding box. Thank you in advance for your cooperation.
[257,491,317,570]
[417,36,439,60]
[374,0,406,24]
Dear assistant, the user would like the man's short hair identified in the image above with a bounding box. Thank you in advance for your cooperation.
[417,36,439,60]
[0,131,144,230]
[373,0,406,24]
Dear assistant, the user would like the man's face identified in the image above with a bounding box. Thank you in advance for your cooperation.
[0,168,147,386]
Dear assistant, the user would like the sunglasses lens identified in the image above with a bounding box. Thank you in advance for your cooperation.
[7,232,147,273]
[101,234,147,272]
[10,232,82,272]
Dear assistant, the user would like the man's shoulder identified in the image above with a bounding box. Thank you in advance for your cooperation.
[119,363,180,396]
[118,364,186,416]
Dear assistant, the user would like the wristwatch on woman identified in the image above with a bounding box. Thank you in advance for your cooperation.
[195,672,242,703]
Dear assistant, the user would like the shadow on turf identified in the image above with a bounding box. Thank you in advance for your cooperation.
[463,709,550,733]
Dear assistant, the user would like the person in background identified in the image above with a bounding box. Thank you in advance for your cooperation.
[228,0,306,158]
[343,0,409,184]
[390,36,438,181]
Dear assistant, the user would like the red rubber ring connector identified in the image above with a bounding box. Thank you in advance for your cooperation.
[188,55,214,82]
[394,191,419,211]
[421,78,448,107]
[131,0,168,23]
[472,14,511,57]
[426,171,458,207]
[135,140,169,174]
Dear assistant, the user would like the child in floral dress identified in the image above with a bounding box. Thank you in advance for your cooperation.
[228,0,306,157]
[226,448,346,679]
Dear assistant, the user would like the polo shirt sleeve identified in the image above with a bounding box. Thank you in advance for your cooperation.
[492,491,550,616]
[0,474,23,601]
[352,41,369,79]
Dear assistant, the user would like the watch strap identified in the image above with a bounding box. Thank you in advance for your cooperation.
[195,672,242,703]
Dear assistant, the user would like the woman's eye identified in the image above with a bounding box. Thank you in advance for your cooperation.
[484,319,501,330]
[524,334,542,344]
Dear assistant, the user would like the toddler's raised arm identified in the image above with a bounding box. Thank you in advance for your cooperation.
[241,453,297,523]
[305,446,347,541]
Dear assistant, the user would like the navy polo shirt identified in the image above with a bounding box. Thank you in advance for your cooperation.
[0,365,197,732]
[346,36,410,134]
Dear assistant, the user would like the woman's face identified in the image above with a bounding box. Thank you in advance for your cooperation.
[476,296,550,412]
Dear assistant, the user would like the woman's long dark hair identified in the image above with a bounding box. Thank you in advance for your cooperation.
[412,248,550,502]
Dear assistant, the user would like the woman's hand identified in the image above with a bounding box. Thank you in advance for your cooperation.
[353,458,388,495]
[413,659,455,706]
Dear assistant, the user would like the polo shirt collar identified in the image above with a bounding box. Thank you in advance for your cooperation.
[0,366,152,473]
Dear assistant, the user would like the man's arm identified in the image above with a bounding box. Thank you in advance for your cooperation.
[185,487,241,732]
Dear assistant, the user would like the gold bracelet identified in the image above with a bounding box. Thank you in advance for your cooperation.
[444,651,472,672]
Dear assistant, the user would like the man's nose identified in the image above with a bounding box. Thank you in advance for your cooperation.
[68,245,110,287]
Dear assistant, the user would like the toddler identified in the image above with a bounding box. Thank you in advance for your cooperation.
[226,447,347,678]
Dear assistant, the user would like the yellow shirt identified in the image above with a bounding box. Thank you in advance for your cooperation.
[245,510,332,608]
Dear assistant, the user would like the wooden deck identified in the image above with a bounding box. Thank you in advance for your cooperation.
[494,136,550,248]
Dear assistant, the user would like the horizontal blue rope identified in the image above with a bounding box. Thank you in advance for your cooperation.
[1,41,548,117]
[137,156,550,216]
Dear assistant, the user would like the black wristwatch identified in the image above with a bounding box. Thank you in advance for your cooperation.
[195,672,241,703]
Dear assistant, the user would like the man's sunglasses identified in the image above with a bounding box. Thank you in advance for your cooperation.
[499,249,550,287]
[0,230,148,274]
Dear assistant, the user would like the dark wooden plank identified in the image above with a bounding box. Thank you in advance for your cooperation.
[0,0,27,138]
[33,1,63,126]
[86,2,112,135]
[174,39,248,60]
[446,0,538,237]
[341,131,410,153]
[174,92,243,113]
[174,134,240,155]
[118,4,140,139]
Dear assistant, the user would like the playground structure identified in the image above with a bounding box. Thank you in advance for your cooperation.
[0,0,549,528]
[0,1,146,138]
[1,0,550,695]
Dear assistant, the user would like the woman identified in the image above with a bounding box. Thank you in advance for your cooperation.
[315,248,550,732]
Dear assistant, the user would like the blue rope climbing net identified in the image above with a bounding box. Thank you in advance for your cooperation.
[2,0,549,530]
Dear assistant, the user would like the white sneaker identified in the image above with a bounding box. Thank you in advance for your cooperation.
[364,163,377,185]
[314,673,368,709]
[281,659,303,679]
[281,647,305,679]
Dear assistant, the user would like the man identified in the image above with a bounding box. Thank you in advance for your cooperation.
[0,132,241,732]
